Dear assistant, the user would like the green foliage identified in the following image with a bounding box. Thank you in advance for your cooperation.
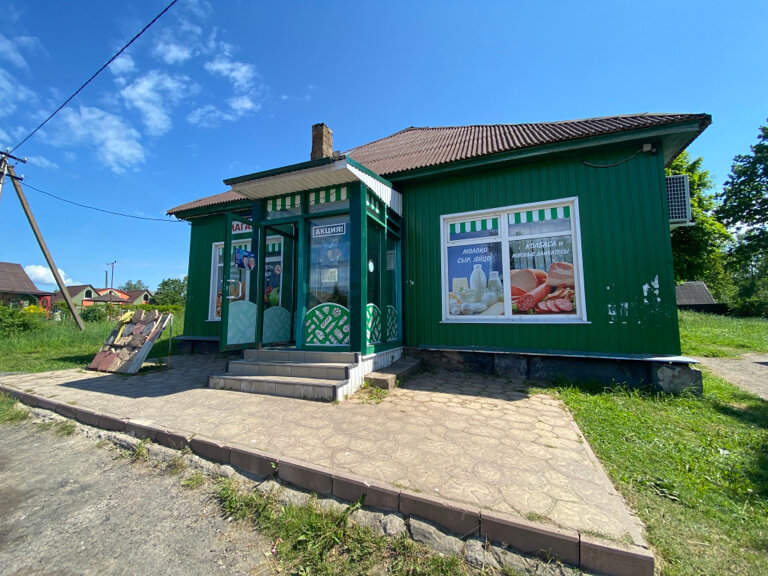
[152,276,187,307]
[678,310,768,357]
[214,479,479,575]
[0,394,30,424]
[666,152,733,300]
[718,122,768,316]
[555,374,768,576]
[128,303,183,316]
[80,306,108,323]
[0,304,45,335]
[119,279,149,291]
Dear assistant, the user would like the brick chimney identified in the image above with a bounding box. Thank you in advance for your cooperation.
[311,123,333,160]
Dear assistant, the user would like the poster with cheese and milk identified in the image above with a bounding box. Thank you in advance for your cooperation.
[446,242,505,316]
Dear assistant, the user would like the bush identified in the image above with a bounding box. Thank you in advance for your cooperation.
[80,306,108,323]
[0,304,45,335]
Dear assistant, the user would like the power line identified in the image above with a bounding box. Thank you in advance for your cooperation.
[10,0,179,153]
[19,179,184,223]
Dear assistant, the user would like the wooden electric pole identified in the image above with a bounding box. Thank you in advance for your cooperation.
[5,163,85,330]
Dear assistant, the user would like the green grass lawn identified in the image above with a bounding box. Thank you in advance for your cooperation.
[0,313,184,373]
[679,309,768,357]
[553,310,768,575]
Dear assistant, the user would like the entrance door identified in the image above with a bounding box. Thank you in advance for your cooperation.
[261,223,297,345]
[220,214,258,350]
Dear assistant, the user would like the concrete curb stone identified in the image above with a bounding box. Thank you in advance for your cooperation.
[125,421,158,441]
[229,445,277,478]
[580,535,654,576]
[53,402,77,419]
[74,408,101,427]
[98,414,127,432]
[399,490,480,538]
[277,456,333,495]
[154,429,191,450]
[480,509,580,566]
[331,472,399,512]
[190,436,232,464]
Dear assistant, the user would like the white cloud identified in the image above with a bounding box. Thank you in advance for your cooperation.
[187,104,234,128]
[0,33,31,69]
[0,67,36,117]
[0,126,9,146]
[55,106,144,173]
[204,56,257,91]
[228,95,258,114]
[152,40,192,65]
[109,53,136,76]
[24,264,78,287]
[120,70,197,136]
[26,155,60,170]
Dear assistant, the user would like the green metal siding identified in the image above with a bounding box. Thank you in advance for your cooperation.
[401,143,681,356]
[183,214,227,338]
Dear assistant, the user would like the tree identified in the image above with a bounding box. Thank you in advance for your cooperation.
[119,279,148,291]
[718,121,768,254]
[718,121,768,316]
[666,151,732,299]
[152,276,187,307]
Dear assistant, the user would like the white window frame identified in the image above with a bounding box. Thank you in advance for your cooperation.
[440,197,587,324]
[208,239,252,322]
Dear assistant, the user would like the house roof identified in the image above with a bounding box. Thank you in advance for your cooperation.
[51,284,99,302]
[168,112,711,216]
[675,281,717,305]
[123,289,152,300]
[345,113,711,177]
[0,262,51,296]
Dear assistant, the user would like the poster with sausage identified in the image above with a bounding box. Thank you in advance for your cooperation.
[508,235,577,315]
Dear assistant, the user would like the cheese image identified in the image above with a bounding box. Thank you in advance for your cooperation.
[452,277,469,293]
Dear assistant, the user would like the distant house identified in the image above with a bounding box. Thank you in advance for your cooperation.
[51,284,100,307]
[0,262,53,310]
[87,288,153,306]
[675,281,728,314]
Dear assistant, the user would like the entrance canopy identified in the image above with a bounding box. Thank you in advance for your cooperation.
[223,156,402,216]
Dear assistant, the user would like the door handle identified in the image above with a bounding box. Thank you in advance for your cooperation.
[225,279,242,300]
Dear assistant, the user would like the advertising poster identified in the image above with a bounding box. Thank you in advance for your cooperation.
[264,260,282,308]
[445,242,505,316]
[508,236,577,315]
[234,248,257,270]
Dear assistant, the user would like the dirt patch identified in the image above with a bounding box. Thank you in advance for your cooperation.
[0,419,274,576]
[695,353,768,400]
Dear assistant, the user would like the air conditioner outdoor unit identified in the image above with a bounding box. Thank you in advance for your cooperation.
[666,174,691,228]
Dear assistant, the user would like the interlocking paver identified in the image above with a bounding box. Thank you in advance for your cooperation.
[0,354,646,545]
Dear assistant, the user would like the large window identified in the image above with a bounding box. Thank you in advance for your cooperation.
[441,197,586,323]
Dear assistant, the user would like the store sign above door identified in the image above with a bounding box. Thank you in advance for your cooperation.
[312,223,347,238]
[232,221,252,235]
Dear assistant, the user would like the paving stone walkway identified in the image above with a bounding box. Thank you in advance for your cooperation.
[0,355,645,545]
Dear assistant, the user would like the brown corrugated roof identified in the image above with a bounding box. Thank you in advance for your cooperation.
[168,113,710,215]
[0,262,50,295]
[168,190,246,215]
[345,113,711,176]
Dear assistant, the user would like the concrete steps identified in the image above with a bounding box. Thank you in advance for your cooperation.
[209,348,360,402]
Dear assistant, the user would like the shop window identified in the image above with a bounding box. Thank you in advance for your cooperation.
[441,198,586,323]
[208,240,251,321]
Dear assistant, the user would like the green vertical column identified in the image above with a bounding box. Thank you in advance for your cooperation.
[252,200,265,346]
[349,182,366,353]
[295,193,308,350]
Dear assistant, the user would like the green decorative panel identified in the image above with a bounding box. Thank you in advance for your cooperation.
[366,303,382,344]
[386,304,399,342]
[227,299,257,345]
[304,303,350,346]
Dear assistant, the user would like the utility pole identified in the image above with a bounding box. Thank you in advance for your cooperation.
[106,260,116,305]
[5,163,85,330]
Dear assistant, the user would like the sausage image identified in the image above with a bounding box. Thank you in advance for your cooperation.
[517,283,552,311]
[555,299,574,312]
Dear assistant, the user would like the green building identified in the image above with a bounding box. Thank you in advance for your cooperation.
[168,113,710,399]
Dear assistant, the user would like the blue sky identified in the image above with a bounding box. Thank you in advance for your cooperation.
[1,0,766,292]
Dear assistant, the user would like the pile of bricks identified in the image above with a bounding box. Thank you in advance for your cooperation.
[88,310,172,374]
